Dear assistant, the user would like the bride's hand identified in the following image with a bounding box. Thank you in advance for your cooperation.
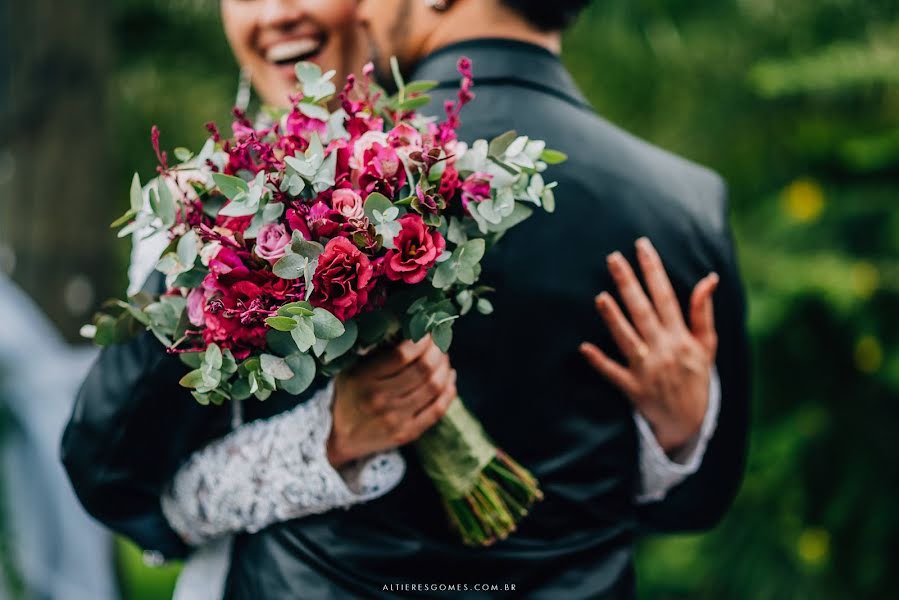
[579,237,719,454]
[328,336,456,468]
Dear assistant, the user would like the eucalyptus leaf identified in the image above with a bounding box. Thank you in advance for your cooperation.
[261,354,295,381]
[364,193,393,221]
[290,317,316,352]
[129,172,143,213]
[280,353,316,395]
[323,320,358,362]
[265,316,298,332]
[431,322,453,353]
[311,308,345,340]
[212,173,249,200]
[179,369,206,389]
[273,254,306,279]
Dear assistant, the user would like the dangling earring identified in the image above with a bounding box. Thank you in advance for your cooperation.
[235,65,252,112]
[425,0,450,11]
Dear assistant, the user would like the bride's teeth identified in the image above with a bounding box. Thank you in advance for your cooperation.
[266,39,320,63]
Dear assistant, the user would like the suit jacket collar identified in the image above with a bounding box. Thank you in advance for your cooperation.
[409,38,592,111]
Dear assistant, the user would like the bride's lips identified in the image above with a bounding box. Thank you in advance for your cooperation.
[261,36,327,81]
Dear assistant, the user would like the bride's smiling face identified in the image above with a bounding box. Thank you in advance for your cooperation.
[221,0,365,108]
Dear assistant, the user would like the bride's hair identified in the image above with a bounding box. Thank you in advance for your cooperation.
[500,0,591,31]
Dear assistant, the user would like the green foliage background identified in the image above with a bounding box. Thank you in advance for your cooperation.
[45,0,899,598]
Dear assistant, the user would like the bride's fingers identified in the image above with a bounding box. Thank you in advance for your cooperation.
[635,237,685,328]
[579,342,639,397]
[690,273,719,358]
[607,251,662,341]
[594,292,648,363]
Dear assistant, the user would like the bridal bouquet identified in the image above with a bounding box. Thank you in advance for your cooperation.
[89,58,565,546]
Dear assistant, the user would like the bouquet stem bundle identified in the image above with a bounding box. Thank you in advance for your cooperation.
[415,399,543,546]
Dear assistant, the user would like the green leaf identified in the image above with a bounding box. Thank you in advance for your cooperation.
[191,391,210,405]
[177,230,198,268]
[180,352,203,369]
[110,209,137,229]
[260,354,295,380]
[456,290,473,315]
[205,343,223,370]
[295,61,322,84]
[488,130,518,157]
[540,148,568,164]
[476,298,494,315]
[290,317,316,352]
[179,369,206,389]
[149,184,175,227]
[265,316,298,332]
[458,238,486,268]
[323,320,358,362]
[280,353,316,395]
[431,322,453,353]
[404,80,438,94]
[129,172,144,213]
[390,56,405,93]
[311,308,345,340]
[231,378,252,401]
[432,259,457,289]
[397,95,431,111]
[273,254,306,279]
[364,192,393,222]
[212,173,250,200]
[486,202,534,233]
[174,147,194,162]
[266,330,298,357]
[291,238,324,260]
[277,301,314,317]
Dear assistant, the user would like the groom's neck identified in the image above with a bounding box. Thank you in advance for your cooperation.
[418,3,562,58]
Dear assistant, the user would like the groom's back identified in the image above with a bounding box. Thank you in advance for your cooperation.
[225,41,750,600]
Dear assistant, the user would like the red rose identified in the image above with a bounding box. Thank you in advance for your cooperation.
[310,237,375,321]
[384,214,446,284]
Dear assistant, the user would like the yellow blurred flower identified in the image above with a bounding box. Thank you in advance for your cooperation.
[783,178,825,223]
[797,528,830,567]
[850,262,880,299]
[854,336,883,374]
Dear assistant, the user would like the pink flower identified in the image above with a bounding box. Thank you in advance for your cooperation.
[187,288,206,327]
[310,237,375,321]
[331,188,365,220]
[357,143,407,197]
[461,172,492,210]
[384,214,446,284]
[349,130,389,171]
[254,223,291,264]
[388,123,423,162]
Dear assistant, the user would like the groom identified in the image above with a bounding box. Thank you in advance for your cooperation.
[219,0,751,597]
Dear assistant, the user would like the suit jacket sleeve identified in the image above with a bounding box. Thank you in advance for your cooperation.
[60,272,227,560]
[636,187,752,534]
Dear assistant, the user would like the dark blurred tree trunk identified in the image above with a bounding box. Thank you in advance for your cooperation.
[0,0,116,341]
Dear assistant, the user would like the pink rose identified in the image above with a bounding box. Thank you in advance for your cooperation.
[187,288,206,327]
[254,223,291,264]
[331,188,365,220]
[310,237,375,321]
[388,123,423,162]
[384,214,446,284]
[349,130,389,171]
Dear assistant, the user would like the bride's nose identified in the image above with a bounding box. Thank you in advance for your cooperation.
[258,0,305,30]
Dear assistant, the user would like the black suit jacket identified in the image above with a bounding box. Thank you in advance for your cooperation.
[62,39,750,599]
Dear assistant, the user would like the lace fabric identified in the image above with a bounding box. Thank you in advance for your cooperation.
[160,382,405,546]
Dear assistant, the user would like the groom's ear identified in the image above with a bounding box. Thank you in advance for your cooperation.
[498,0,590,31]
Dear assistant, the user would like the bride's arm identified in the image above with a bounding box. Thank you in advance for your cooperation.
[160,381,405,546]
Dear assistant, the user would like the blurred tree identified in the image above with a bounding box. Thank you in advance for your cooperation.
[0,0,117,340]
[6,0,894,598]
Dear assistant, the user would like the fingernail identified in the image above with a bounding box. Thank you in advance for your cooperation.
[607,251,622,265]
[636,237,650,252]
[709,272,720,285]
[595,292,609,308]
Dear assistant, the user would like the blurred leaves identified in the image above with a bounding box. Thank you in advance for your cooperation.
[83,0,899,598]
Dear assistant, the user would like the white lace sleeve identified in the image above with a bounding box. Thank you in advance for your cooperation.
[160,381,405,546]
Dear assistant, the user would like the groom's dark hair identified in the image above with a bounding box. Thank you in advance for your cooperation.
[500,0,591,31]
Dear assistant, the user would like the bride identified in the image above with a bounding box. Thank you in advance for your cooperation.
[64,1,739,599]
